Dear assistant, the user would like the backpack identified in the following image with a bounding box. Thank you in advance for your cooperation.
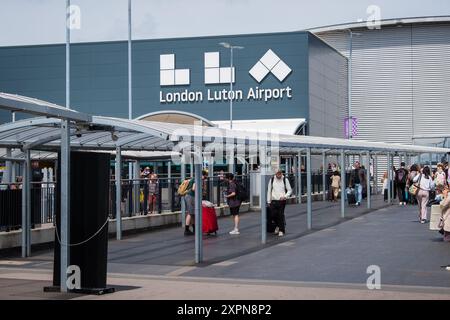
[435,172,446,186]
[177,179,191,196]
[397,169,406,184]
[270,176,288,194]
[234,181,248,202]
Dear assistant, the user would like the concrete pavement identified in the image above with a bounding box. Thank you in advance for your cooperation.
[0,197,449,299]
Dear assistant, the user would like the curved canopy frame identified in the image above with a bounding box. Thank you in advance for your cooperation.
[0,116,449,156]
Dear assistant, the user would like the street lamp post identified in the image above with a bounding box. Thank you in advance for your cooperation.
[219,42,244,130]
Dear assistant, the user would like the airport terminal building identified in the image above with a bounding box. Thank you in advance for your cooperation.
[0,31,348,138]
[311,16,450,150]
[0,16,449,151]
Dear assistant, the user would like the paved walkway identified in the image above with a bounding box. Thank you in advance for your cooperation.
[0,196,449,299]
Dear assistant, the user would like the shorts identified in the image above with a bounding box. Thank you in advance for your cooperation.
[230,206,240,216]
[184,194,195,216]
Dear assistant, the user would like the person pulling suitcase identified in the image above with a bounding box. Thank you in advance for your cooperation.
[267,169,292,237]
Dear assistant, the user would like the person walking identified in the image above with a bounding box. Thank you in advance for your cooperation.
[201,170,209,200]
[395,162,409,205]
[267,169,292,237]
[183,176,196,236]
[147,173,159,214]
[391,165,397,200]
[349,161,364,206]
[224,173,242,235]
[381,171,389,202]
[413,166,435,223]
[439,187,450,242]
[330,171,341,202]
[140,167,151,214]
[407,164,419,205]
[435,163,447,189]
[360,165,367,199]
[444,161,450,186]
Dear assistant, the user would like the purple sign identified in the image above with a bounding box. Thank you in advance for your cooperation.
[344,117,358,138]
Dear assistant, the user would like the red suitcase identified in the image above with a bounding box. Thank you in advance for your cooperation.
[202,206,218,235]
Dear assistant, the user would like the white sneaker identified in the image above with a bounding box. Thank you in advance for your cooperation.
[278,231,284,237]
[229,229,240,235]
[274,227,279,235]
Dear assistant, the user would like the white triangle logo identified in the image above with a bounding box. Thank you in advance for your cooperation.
[249,49,292,83]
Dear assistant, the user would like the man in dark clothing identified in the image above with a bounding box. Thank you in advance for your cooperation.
[225,173,242,235]
[349,161,365,206]
[201,170,209,200]
[30,161,43,228]
[395,162,409,206]
[31,161,43,182]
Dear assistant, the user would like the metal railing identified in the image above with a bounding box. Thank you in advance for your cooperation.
[0,182,55,232]
[0,171,370,231]
[0,184,22,231]
[108,175,251,218]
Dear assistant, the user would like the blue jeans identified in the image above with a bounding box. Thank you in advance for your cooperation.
[355,184,362,204]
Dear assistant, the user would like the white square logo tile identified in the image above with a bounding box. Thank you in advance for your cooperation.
[160,54,174,70]
[271,60,292,82]
[220,67,235,83]
[175,69,190,85]
[260,49,280,70]
[249,61,270,83]
[204,52,220,68]
[205,68,220,84]
[160,69,174,86]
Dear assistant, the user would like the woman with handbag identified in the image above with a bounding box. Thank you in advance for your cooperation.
[407,164,419,205]
[412,166,435,223]
[439,187,450,242]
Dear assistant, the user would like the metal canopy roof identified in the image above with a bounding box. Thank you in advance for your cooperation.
[212,118,307,135]
[0,92,92,122]
[0,116,448,156]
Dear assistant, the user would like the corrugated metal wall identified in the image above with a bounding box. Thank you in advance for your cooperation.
[308,34,348,139]
[315,23,450,145]
[411,24,450,136]
[315,23,450,189]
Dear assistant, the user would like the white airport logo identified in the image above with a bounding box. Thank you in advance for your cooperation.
[204,52,235,84]
[160,54,190,86]
[249,49,292,83]
[159,50,293,104]
[160,49,292,86]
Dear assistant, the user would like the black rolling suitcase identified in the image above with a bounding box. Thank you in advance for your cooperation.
[347,189,356,205]
[266,205,277,233]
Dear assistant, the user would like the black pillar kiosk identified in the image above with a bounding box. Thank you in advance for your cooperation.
[45,151,114,294]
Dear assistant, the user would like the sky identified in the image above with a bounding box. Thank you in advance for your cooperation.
[0,0,450,46]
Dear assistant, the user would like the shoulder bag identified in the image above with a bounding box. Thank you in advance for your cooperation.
[409,174,421,196]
